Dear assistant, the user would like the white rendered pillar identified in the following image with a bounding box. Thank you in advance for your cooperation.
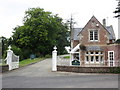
[6,46,13,70]
[118,13,120,39]
[52,46,57,71]
[117,0,120,39]
[70,53,72,66]
[70,53,74,66]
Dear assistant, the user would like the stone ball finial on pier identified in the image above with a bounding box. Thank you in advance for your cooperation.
[53,46,57,51]
[8,45,11,50]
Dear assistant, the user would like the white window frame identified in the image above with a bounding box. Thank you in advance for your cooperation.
[100,56,104,63]
[95,56,99,63]
[89,29,99,42]
[108,51,114,67]
[90,31,94,41]
[95,51,99,55]
[94,30,98,40]
[85,51,104,64]
[85,51,89,63]
[90,56,94,63]
[85,56,89,64]
[90,51,94,55]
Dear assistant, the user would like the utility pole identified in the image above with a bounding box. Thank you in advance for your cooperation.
[67,14,76,49]
[114,0,120,39]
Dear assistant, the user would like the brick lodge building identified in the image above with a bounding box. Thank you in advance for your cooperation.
[70,16,120,67]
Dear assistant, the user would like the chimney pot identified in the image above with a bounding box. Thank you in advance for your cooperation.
[103,19,106,27]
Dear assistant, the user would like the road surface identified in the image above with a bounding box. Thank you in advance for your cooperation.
[1,58,119,88]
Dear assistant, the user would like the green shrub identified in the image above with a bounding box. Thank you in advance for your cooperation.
[109,67,120,73]
[45,54,52,58]
[115,39,120,44]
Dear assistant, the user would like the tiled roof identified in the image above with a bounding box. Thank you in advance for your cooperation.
[72,28,82,40]
[86,46,103,51]
[106,26,116,40]
[72,25,116,41]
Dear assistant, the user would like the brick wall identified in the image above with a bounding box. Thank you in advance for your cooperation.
[79,16,109,46]
[79,44,120,67]
[107,44,120,66]
[73,40,79,48]
[57,65,120,73]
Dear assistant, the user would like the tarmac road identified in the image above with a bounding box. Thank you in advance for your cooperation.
[1,58,119,88]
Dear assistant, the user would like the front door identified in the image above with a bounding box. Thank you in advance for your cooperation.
[108,51,114,67]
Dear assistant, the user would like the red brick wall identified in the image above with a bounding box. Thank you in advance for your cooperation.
[57,65,120,73]
[80,51,85,65]
[78,17,110,66]
[79,17,109,45]
[107,44,120,66]
[73,16,119,67]
[73,40,79,48]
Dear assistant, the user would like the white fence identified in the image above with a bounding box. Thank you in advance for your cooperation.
[57,57,120,67]
[5,46,19,70]
[57,56,70,66]
[0,59,2,64]
[80,60,120,67]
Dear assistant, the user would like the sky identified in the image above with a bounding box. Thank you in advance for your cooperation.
[0,0,119,39]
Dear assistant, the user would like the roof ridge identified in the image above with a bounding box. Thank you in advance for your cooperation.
[77,16,111,36]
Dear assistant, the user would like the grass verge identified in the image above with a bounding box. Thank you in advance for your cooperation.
[63,56,70,59]
[19,57,45,67]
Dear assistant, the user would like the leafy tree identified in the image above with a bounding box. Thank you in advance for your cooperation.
[0,36,9,58]
[12,8,69,59]
[115,39,120,44]
[0,37,2,59]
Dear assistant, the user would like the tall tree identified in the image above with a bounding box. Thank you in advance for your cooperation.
[12,8,69,59]
[0,36,9,58]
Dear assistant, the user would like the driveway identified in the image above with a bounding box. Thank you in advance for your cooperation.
[1,58,119,88]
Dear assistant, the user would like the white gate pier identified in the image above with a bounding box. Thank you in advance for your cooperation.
[52,46,57,71]
[5,46,19,70]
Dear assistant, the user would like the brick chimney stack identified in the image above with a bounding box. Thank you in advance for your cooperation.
[103,19,106,27]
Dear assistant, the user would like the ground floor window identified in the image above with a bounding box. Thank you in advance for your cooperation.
[90,56,94,63]
[86,56,89,62]
[95,56,99,62]
[85,51,103,63]
[100,56,103,62]
[108,51,114,67]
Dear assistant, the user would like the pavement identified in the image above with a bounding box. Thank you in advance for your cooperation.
[1,58,119,88]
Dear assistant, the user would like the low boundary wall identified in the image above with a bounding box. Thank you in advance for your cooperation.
[57,65,120,73]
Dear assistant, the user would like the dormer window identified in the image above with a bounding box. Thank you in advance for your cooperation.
[89,30,98,41]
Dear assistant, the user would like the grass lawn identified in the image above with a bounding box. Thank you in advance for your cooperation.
[0,57,45,67]
[0,64,7,66]
[0,60,7,66]
[63,56,70,59]
[19,57,45,67]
